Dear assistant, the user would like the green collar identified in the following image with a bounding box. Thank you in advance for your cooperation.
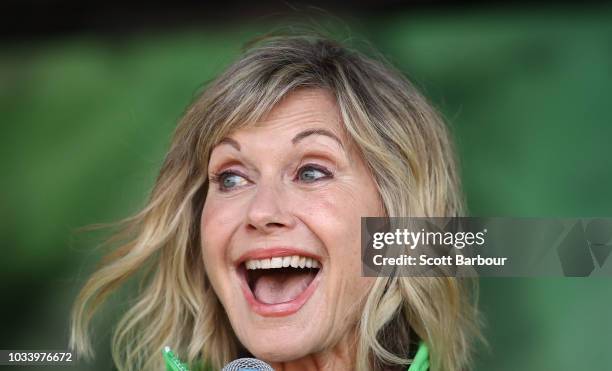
[164,342,430,370]
[407,342,429,371]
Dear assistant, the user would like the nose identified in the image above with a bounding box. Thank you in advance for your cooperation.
[245,181,295,234]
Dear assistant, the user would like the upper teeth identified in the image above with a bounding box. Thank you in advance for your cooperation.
[245,255,320,270]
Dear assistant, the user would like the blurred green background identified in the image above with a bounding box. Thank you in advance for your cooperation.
[2,4,612,370]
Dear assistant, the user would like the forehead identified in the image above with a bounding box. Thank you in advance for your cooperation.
[231,88,346,143]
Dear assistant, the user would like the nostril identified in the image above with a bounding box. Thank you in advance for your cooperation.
[266,222,285,228]
[247,221,286,231]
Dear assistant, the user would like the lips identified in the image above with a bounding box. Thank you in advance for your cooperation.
[236,248,323,317]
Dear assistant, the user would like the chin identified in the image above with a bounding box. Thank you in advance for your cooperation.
[230,291,329,359]
[246,334,317,363]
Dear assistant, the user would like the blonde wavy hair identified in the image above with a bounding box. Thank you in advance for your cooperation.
[70,33,482,371]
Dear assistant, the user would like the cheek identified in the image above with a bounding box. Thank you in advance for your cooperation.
[200,197,240,273]
[200,199,244,310]
[201,193,242,239]
[301,181,380,288]
[200,204,217,260]
[292,186,366,268]
[297,188,376,328]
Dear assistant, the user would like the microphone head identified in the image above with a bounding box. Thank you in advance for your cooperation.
[221,357,274,371]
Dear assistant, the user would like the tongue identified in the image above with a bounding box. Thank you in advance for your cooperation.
[253,270,316,304]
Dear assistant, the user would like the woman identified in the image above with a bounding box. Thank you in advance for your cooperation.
[70,33,482,371]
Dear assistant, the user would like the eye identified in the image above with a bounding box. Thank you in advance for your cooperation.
[297,164,333,183]
[211,171,249,191]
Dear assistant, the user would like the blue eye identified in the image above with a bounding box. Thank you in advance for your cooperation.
[297,165,332,183]
[215,171,249,191]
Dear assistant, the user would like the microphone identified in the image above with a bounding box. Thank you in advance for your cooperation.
[221,357,274,371]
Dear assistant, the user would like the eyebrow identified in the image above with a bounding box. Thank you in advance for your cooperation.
[291,128,344,149]
[216,128,344,152]
[217,137,241,151]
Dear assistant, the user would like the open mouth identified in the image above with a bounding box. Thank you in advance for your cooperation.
[240,255,321,305]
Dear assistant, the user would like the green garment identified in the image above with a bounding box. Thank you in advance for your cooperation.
[407,342,429,371]
[164,342,429,370]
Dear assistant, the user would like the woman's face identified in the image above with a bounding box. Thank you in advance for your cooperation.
[201,88,384,362]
